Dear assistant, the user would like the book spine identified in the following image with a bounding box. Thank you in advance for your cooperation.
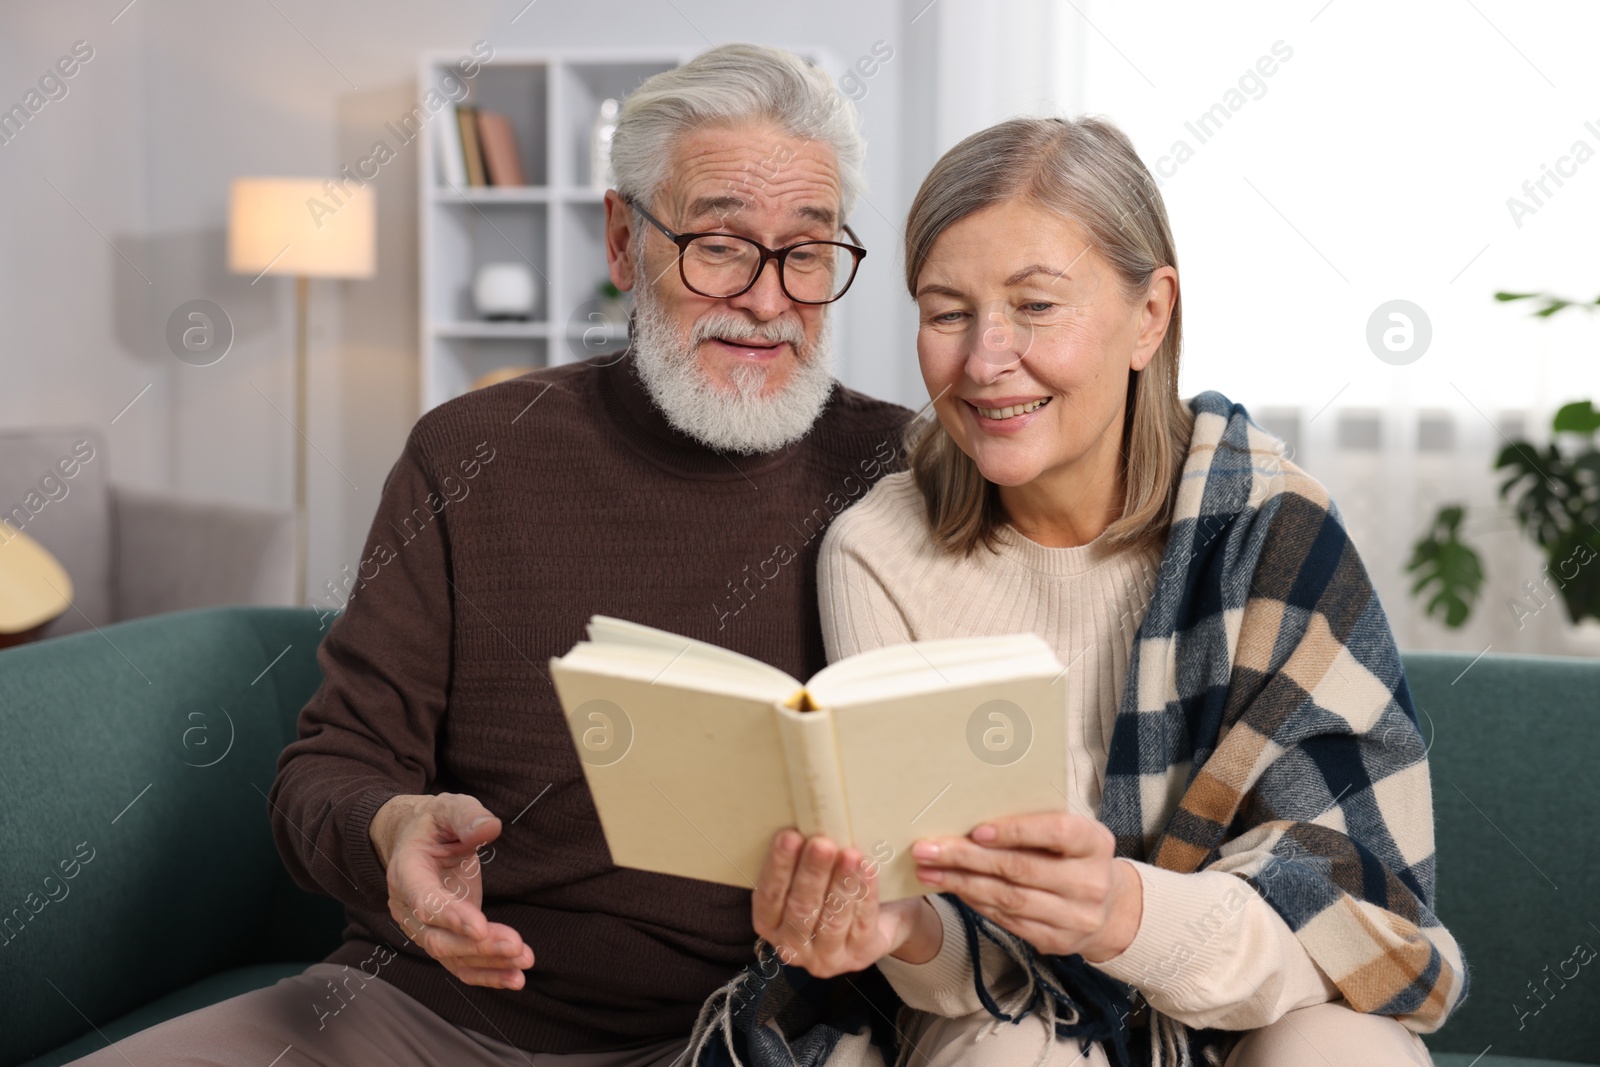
[774,704,852,845]
[437,105,468,189]
[458,106,487,187]
[477,111,526,186]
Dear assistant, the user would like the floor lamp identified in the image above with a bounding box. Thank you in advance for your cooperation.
[227,178,375,604]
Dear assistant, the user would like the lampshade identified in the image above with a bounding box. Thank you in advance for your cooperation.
[228,177,375,279]
[0,529,73,635]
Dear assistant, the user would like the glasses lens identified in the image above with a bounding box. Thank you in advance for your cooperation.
[782,242,856,303]
[681,235,761,298]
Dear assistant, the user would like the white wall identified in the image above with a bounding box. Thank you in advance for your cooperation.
[0,3,157,483]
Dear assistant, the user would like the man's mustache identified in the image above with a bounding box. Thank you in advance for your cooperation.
[688,313,807,351]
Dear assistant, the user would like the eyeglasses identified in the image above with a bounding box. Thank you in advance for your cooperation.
[627,197,866,305]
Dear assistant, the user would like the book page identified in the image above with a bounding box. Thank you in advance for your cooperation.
[585,615,801,692]
[812,636,1069,902]
[550,637,799,891]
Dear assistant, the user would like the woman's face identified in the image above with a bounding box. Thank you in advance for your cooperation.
[914,197,1174,507]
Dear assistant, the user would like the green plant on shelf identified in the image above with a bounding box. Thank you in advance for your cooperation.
[1407,291,1600,629]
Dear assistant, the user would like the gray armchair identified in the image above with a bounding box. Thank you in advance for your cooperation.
[0,427,295,637]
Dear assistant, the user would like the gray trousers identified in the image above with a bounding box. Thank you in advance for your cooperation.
[63,963,691,1067]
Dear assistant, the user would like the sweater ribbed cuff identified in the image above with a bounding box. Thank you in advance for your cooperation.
[1092,862,1254,997]
[342,784,405,914]
[875,895,1022,1016]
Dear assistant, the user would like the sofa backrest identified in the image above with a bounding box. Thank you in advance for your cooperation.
[0,427,112,637]
[1404,650,1600,1064]
[0,606,343,1066]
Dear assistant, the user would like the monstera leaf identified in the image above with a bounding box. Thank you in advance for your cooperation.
[1543,526,1600,626]
[1496,441,1578,549]
[1553,400,1600,435]
[1406,506,1485,629]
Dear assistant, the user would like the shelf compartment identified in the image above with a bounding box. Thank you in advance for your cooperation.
[460,61,549,186]
[560,61,676,189]
[428,201,549,326]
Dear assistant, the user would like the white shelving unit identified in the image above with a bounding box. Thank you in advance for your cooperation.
[418,48,695,412]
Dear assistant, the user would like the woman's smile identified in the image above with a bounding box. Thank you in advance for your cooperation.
[965,395,1052,433]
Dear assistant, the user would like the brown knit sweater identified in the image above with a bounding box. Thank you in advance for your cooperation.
[267,352,910,1053]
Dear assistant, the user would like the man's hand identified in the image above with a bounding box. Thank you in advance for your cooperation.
[369,792,534,989]
[910,811,1143,962]
[752,828,941,979]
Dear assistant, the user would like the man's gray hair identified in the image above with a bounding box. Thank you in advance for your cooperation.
[610,43,865,224]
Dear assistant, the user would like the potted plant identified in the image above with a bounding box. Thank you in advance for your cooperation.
[1407,291,1600,629]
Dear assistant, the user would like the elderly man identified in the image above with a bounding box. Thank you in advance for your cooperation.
[64,43,910,1067]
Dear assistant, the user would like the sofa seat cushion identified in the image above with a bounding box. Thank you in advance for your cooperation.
[19,962,316,1067]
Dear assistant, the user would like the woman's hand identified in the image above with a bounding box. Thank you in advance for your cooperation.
[753,828,940,978]
[911,811,1142,962]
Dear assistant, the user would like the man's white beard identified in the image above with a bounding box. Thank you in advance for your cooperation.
[629,281,837,455]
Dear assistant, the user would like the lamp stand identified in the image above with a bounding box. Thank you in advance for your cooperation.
[294,274,309,605]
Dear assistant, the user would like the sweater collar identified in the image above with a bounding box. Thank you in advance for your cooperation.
[595,351,822,479]
[991,521,1146,577]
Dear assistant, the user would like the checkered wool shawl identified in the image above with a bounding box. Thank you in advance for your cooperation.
[684,392,1466,1067]
[952,390,1469,1064]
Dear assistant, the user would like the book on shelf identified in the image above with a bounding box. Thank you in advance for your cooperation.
[475,109,527,186]
[436,104,468,189]
[456,105,488,187]
[550,616,1069,902]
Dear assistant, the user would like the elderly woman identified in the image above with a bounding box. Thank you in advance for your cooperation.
[752,117,1464,1067]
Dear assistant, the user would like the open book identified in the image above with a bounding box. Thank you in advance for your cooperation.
[550,617,1069,902]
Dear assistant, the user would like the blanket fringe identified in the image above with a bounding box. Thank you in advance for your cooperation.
[976,934,1070,1067]
[945,896,1242,1067]
[953,899,1137,1067]
[673,927,1225,1067]
[888,1004,918,1067]
[953,898,1236,1067]
[1148,1010,1187,1067]
[674,967,753,1067]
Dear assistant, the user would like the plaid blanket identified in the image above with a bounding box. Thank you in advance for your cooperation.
[684,391,1467,1066]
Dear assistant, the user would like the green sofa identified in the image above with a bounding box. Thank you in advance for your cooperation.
[0,606,1594,1066]
[1,607,345,1067]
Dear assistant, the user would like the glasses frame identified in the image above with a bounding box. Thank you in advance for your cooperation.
[626,197,867,305]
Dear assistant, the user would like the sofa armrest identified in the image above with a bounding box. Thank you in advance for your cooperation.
[111,486,296,621]
[0,606,335,1064]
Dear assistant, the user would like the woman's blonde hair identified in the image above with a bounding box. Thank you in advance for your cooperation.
[903,116,1192,557]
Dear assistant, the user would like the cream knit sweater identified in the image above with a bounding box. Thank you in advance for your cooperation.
[818,472,1339,1031]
